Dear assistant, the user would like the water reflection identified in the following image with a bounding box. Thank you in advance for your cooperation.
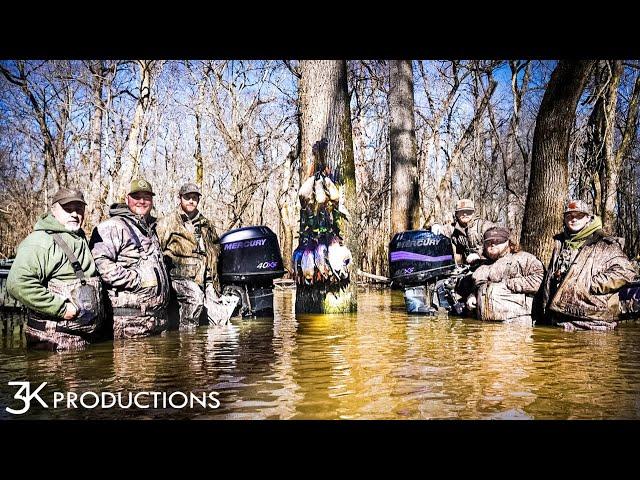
[525,326,640,419]
[0,289,639,419]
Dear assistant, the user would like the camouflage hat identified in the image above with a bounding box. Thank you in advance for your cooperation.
[455,198,475,212]
[564,199,592,216]
[179,183,201,196]
[129,178,155,196]
[51,188,86,206]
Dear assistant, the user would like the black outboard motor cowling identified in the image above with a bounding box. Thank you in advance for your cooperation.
[218,226,285,317]
[389,230,456,287]
[389,230,458,314]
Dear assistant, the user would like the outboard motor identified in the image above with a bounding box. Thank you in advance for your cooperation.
[218,226,285,317]
[389,230,459,315]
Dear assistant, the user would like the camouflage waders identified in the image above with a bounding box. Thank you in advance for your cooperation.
[111,247,169,339]
[112,311,168,338]
[91,208,170,340]
[172,278,205,329]
[26,277,104,351]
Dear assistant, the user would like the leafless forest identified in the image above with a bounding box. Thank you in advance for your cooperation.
[1,60,639,276]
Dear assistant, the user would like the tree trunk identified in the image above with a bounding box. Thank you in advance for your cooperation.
[603,66,640,232]
[580,61,622,226]
[520,60,595,265]
[114,60,153,201]
[389,60,420,234]
[277,141,299,278]
[194,78,205,189]
[296,60,358,313]
[618,161,640,258]
[87,61,105,230]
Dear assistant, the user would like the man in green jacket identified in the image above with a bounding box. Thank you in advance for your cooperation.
[7,188,104,351]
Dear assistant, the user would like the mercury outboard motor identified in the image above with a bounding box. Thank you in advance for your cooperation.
[389,230,460,315]
[218,226,285,317]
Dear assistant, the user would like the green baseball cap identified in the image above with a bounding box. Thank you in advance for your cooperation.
[129,178,155,196]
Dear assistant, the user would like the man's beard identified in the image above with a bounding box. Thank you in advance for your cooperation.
[132,207,150,217]
[65,222,82,232]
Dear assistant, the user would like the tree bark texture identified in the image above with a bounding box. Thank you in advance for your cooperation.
[520,60,595,265]
[389,60,420,234]
[296,60,358,313]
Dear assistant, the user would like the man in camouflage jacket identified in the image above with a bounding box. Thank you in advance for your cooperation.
[468,227,544,324]
[156,183,222,329]
[541,199,637,331]
[90,179,170,339]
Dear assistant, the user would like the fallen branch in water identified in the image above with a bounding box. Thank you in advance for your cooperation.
[356,269,390,283]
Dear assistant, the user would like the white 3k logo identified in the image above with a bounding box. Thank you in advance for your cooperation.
[6,382,48,415]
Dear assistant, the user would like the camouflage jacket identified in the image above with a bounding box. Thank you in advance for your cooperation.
[450,216,496,263]
[156,208,220,289]
[472,250,544,321]
[542,230,637,322]
[89,204,169,312]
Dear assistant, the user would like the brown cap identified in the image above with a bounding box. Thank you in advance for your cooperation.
[129,178,155,196]
[483,227,511,244]
[455,198,475,212]
[179,183,201,196]
[51,188,86,206]
[564,199,592,216]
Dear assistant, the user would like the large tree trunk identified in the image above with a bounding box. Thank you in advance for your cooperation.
[520,60,595,264]
[389,60,420,234]
[296,60,358,313]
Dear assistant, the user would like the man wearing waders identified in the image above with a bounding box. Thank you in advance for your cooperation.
[7,188,104,350]
[157,183,236,328]
[540,199,637,331]
[429,198,496,300]
[90,179,170,339]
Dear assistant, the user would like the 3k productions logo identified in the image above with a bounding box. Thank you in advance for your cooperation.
[5,381,221,415]
[6,381,49,415]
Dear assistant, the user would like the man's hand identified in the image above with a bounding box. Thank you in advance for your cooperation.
[466,295,477,310]
[63,301,78,320]
[431,223,444,236]
[466,253,481,265]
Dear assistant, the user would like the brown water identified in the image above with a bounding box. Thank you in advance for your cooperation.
[1,288,639,419]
